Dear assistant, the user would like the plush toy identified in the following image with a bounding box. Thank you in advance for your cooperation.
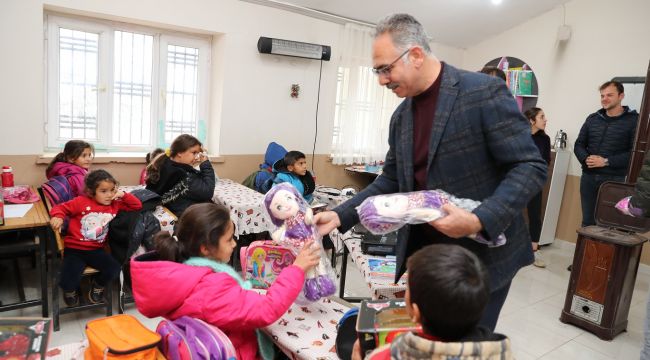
[356,190,506,247]
[264,183,337,301]
[615,196,644,217]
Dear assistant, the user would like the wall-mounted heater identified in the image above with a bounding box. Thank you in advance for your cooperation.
[257,36,331,61]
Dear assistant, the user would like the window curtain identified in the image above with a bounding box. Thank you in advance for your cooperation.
[331,24,401,165]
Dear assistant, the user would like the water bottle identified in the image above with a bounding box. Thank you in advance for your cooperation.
[1,166,14,188]
[0,187,4,226]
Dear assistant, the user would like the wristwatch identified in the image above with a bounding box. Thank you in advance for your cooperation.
[604,158,609,167]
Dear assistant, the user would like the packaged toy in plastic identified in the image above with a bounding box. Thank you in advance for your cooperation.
[264,183,337,302]
[356,190,506,247]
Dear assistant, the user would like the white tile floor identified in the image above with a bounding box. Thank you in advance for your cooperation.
[1,240,647,359]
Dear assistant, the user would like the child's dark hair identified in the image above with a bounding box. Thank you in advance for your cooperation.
[154,203,231,263]
[284,151,306,167]
[84,169,118,196]
[479,66,506,82]
[407,244,490,340]
[146,148,165,165]
[147,134,202,184]
[46,140,94,174]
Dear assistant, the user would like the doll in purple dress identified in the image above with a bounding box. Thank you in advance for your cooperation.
[356,190,507,247]
[264,183,336,301]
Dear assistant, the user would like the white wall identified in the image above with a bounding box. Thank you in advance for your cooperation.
[462,0,650,176]
[0,0,464,157]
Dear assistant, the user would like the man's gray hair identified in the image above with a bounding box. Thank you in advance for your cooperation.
[375,14,432,55]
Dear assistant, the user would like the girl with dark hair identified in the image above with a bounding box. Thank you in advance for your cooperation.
[145,134,216,217]
[139,148,164,185]
[49,169,142,307]
[46,140,94,197]
[525,107,551,268]
[130,202,320,360]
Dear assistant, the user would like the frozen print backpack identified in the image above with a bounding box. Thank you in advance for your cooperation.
[240,240,296,289]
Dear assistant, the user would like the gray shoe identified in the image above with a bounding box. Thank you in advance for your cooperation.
[88,283,105,304]
[63,290,80,307]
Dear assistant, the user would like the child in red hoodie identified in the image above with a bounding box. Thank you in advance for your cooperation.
[50,169,142,306]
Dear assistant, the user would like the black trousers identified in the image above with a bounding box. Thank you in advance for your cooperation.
[527,191,543,243]
[59,247,121,291]
[478,280,512,331]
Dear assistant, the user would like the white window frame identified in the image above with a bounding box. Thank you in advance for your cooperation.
[45,13,211,152]
[158,34,211,146]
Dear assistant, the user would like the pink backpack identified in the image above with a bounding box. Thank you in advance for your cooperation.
[156,316,236,360]
[240,240,295,289]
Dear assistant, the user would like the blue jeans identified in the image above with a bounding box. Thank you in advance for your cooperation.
[580,173,625,226]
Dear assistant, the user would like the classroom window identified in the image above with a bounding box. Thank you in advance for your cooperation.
[331,23,400,165]
[45,14,211,152]
[331,65,399,165]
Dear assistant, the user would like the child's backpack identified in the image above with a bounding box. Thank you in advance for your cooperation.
[42,174,75,206]
[258,171,275,194]
[240,240,296,289]
[42,174,75,235]
[85,314,164,360]
[156,316,236,360]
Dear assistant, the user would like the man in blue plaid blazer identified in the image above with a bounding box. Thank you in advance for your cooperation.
[315,14,547,330]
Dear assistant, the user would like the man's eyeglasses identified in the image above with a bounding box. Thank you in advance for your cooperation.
[372,48,411,77]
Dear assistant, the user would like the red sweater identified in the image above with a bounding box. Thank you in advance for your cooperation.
[50,193,142,251]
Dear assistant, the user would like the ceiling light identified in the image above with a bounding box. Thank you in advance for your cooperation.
[491,0,503,5]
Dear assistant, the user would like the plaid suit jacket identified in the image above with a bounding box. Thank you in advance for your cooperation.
[334,63,547,290]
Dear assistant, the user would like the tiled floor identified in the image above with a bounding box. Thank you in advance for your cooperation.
[1,240,647,359]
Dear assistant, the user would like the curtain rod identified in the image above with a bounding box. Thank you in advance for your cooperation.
[239,0,375,28]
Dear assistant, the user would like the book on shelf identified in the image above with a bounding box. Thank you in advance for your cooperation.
[516,70,533,96]
[504,68,535,97]
[0,318,52,359]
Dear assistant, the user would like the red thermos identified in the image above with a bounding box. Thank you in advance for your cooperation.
[2,166,14,187]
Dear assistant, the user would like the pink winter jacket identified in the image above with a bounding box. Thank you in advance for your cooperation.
[130,252,305,360]
[46,161,88,197]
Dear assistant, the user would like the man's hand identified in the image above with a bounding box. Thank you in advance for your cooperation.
[312,211,341,236]
[586,155,607,168]
[50,217,63,233]
[429,203,482,238]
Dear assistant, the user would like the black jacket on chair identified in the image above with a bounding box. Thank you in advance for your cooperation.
[109,189,162,266]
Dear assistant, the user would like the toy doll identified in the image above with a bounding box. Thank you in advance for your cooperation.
[264,183,336,301]
[356,190,506,247]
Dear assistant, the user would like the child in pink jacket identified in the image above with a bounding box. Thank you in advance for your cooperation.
[130,202,320,360]
[46,140,94,197]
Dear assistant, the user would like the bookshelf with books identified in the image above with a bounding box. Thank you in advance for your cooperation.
[485,56,539,112]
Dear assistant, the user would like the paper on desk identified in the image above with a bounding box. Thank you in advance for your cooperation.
[4,204,33,218]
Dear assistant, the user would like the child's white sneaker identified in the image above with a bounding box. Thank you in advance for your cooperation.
[533,251,547,268]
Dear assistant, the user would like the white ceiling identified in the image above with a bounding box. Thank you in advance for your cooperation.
[247,0,573,48]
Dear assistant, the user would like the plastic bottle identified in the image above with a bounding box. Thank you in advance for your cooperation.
[0,187,4,226]
[2,166,14,188]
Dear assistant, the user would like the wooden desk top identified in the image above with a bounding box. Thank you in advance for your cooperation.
[2,187,50,231]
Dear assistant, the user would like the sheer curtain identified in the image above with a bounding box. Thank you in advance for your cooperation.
[331,24,401,165]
